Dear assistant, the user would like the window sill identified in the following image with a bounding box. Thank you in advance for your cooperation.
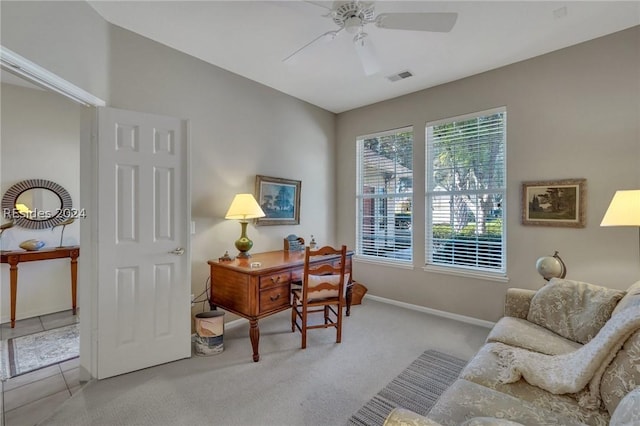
[354,255,414,270]
[422,265,510,283]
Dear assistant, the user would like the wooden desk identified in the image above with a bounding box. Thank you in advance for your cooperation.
[1,246,80,328]
[208,250,353,362]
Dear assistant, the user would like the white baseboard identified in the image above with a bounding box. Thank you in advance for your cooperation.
[212,297,495,332]
[223,318,247,330]
[0,303,75,325]
[363,294,495,329]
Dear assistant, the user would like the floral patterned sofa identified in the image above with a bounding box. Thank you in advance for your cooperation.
[384,279,640,426]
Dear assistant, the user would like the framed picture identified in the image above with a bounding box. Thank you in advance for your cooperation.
[521,179,586,227]
[255,175,301,226]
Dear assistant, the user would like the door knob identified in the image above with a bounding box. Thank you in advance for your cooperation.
[169,247,185,256]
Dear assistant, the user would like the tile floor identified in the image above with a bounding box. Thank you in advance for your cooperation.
[1,310,81,426]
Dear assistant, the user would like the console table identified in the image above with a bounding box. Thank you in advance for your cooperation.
[1,246,80,328]
[208,249,353,362]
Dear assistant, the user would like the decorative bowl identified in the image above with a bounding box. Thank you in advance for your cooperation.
[19,239,45,251]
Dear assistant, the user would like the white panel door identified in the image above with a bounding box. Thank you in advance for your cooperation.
[96,107,190,379]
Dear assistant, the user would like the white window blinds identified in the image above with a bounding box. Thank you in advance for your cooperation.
[426,108,506,273]
[356,127,413,262]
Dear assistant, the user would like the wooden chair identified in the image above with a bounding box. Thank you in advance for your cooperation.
[291,245,348,349]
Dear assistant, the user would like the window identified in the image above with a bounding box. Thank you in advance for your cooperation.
[426,108,506,275]
[356,127,413,263]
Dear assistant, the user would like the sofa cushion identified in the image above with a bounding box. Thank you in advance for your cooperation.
[611,280,640,316]
[460,344,609,426]
[383,408,444,426]
[384,410,528,426]
[427,379,589,426]
[461,418,525,426]
[487,317,582,355]
[460,343,609,426]
[527,278,625,344]
[600,329,640,415]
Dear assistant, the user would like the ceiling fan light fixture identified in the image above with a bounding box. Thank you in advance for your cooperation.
[344,16,362,34]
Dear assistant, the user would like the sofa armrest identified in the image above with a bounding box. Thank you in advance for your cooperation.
[504,288,537,319]
[383,408,443,426]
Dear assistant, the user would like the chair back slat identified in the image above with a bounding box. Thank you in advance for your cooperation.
[303,245,347,301]
[307,264,337,276]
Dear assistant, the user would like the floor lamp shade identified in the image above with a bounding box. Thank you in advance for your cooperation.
[225,194,265,258]
[600,190,640,227]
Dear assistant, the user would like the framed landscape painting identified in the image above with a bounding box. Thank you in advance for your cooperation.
[521,179,586,227]
[255,175,301,226]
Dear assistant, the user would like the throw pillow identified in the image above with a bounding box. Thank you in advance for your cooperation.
[527,278,625,344]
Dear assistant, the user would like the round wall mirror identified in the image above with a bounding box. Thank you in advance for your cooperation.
[1,179,73,229]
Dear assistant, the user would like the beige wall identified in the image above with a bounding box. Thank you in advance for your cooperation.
[2,0,638,326]
[336,26,640,322]
[0,83,82,321]
[1,3,335,324]
[107,26,337,316]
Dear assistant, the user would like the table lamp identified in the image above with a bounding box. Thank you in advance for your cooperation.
[225,194,265,258]
[601,190,640,259]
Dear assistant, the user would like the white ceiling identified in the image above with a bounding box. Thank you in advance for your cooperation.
[82,1,637,113]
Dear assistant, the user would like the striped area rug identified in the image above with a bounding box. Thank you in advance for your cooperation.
[347,349,467,426]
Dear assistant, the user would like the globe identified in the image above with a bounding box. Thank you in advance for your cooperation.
[536,251,566,281]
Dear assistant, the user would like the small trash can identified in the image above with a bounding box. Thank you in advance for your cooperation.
[194,311,225,356]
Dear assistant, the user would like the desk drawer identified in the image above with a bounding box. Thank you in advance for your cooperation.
[260,272,291,289]
[259,285,290,312]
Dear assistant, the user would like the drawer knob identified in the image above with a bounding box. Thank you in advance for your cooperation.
[270,276,281,284]
[270,294,281,302]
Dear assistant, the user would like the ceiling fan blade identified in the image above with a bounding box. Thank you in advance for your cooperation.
[283,30,341,63]
[304,1,333,12]
[375,12,458,32]
[353,33,380,76]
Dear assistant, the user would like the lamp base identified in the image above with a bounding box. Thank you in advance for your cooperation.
[236,251,251,259]
[234,221,254,259]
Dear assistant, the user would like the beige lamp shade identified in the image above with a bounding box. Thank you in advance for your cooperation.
[225,194,265,220]
[600,190,640,227]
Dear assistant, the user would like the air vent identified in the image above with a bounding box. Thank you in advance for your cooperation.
[387,70,413,82]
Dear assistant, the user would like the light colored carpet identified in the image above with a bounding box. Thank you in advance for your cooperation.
[347,349,466,425]
[41,299,490,426]
[0,324,79,380]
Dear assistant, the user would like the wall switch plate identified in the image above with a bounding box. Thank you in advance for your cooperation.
[190,221,196,235]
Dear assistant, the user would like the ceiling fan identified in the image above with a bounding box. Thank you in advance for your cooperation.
[283,1,458,76]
